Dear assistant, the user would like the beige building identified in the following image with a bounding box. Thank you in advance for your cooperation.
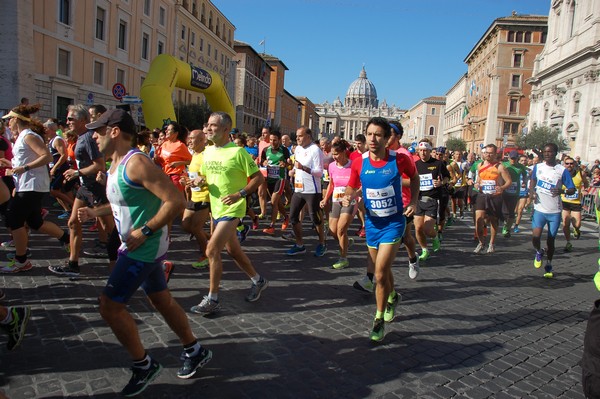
[280,90,302,137]
[528,0,600,162]
[262,54,288,129]
[296,96,320,133]
[443,74,468,141]
[316,67,405,141]
[463,13,547,152]
[0,0,235,125]
[403,97,446,146]
[232,40,272,135]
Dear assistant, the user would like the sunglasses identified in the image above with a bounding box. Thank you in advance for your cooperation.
[565,162,574,165]
[66,117,77,122]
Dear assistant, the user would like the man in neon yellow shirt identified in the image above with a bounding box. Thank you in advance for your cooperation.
[190,112,268,315]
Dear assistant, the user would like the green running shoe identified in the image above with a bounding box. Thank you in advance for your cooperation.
[565,242,573,253]
[384,292,400,322]
[432,236,441,252]
[418,249,430,261]
[332,258,349,270]
[370,318,385,342]
[593,270,600,291]
[502,226,508,236]
[543,264,553,279]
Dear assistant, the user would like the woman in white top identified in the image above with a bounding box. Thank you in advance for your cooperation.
[0,104,69,273]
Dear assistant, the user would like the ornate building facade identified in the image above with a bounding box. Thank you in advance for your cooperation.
[528,0,600,162]
[316,67,404,140]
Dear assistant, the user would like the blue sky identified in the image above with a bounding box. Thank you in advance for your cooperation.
[212,0,550,109]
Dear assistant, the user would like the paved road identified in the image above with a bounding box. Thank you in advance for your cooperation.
[0,208,598,398]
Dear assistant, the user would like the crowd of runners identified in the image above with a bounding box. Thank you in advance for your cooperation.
[0,101,598,396]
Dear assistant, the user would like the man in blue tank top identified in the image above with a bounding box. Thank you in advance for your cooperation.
[344,117,419,342]
[79,109,211,397]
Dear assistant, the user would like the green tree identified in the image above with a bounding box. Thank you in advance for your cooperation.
[445,137,467,152]
[516,126,569,153]
[173,101,211,130]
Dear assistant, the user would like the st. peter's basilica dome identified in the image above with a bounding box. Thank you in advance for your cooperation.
[345,67,378,109]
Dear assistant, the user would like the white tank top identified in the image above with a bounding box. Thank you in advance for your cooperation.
[12,129,49,192]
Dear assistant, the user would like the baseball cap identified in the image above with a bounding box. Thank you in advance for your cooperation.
[86,109,136,134]
[509,150,519,159]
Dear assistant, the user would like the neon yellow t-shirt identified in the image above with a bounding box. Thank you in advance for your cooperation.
[201,142,259,219]
[188,151,210,203]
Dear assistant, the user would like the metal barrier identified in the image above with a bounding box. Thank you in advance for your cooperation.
[582,187,598,220]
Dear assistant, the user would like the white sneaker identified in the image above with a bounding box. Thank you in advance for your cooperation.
[473,242,485,254]
[408,258,420,280]
[487,244,495,253]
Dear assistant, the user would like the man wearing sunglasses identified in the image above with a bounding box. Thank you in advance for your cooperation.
[561,156,589,253]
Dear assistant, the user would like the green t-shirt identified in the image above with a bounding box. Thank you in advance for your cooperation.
[470,160,483,192]
[263,146,290,181]
[502,161,527,196]
[201,142,259,219]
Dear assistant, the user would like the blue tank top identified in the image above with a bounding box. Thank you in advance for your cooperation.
[360,150,404,224]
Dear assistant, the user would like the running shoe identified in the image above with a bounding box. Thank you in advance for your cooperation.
[48,264,80,277]
[348,237,355,248]
[432,236,441,252]
[314,243,327,257]
[513,225,520,233]
[543,264,553,279]
[418,248,430,261]
[83,242,108,258]
[383,292,400,323]
[370,318,385,342]
[191,257,209,269]
[446,216,454,227]
[594,270,600,291]
[565,242,573,253]
[162,261,174,283]
[573,227,581,240]
[121,358,162,397]
[0,240,14,249]
[487,244,495,254]
[286,244,306,256]
[281,216,289,230]
[357,227,366,238]
[190,296,221,314]
[6,249,32,260]
[237,224,250,243]
[408,258,420,280]
[57,211,71,220]
[502,226,509,236]
[332,258,349,270]
[0,259,33,274]
[257,213,266,220]
[353,275,374,293]
[177,347,212,379]
[473,242,485,254]
[534,249,545,269]
[262,226,275,235]
[246,277,268,302]
[252,216,259,230]
[0,306,31,350]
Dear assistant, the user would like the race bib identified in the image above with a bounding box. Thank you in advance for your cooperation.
[454,177,463,187]
[294,175,304,192]
[481,179,496,194]
[267,165,280,179]
[332,186,346,203]
[323,169,330,183]
[365,185,397,217]
[564,191,579,200]
[505,182,518,194]
[420,173,434,191]
[188,171,200,192]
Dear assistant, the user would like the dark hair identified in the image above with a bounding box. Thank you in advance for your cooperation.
[89,104,107,115]
[485,143,498,153]
[355,133,366,144]
[169,121,188,143]
[332,139,351,153]
[366,117,391,138]
[388,120,404,139]
[544,142,558,154]
[269,130,282,139]
[297,126,312,139]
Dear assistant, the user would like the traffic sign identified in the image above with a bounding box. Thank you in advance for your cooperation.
[112,83,126,100]
[86,92,94,105]
[479,143,484,149]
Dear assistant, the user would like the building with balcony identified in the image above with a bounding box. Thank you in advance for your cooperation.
[463,12,547,152]
[0,0,235,125]
[527,0,600,162]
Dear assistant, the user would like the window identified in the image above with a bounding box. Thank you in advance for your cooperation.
[524,32,532,43]
[429,126,435,136]
[207,43,211,57]
[95,7,105,40]
[200,38,203,51]
[181,25,186,40]
[513,53,523,67]
[58,49,70,76]
[159,7,166,26]
[511,74,521,88]
[93,61,104,85]
[214,48,217,61]
[503,122,520,134]
[507,31,514,42]
[118,20,127,50]
[143,0,151,16]
[59,0,70,25]
[509,99,518,114]
[191,32,195,46]
[116,68,125,84]
[574,99,580,114]
[431,107,436,115]
[516,31,523,42]
[541,31,547,43]
[157,40,164,55]
[142,33,149,60]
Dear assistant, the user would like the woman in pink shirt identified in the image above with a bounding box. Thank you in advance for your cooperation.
[320,140,357,270]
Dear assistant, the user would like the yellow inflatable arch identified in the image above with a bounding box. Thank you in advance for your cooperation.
[140,54,235,129]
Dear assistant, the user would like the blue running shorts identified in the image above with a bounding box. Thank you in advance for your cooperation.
[365,216,406,249]
[531,210,561,238]
[103,254,167,303]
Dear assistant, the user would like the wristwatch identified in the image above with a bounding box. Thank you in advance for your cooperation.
[239,188,248,198]
[141,224,153,237]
